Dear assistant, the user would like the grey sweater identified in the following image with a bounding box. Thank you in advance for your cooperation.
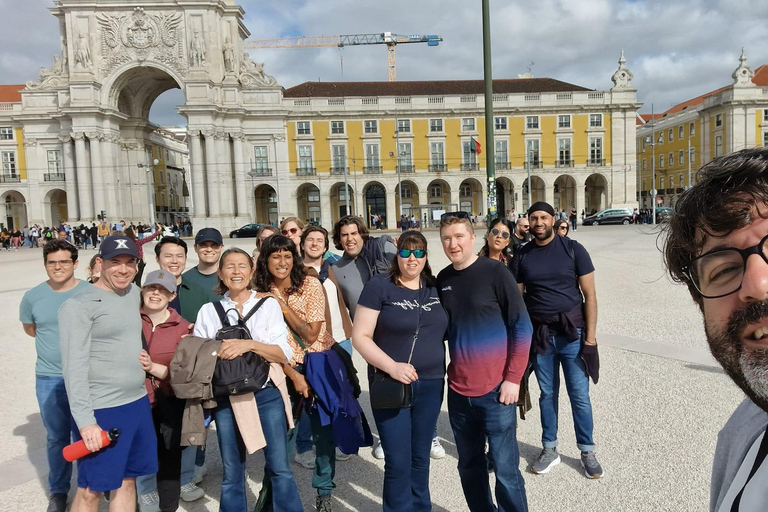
[333,238,397,320]
[59,284,146,429]
[711,398,768,512]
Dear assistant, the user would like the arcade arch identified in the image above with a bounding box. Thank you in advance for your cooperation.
[254,184,277,225]
[585,173,608,213]
[2,190,28,231]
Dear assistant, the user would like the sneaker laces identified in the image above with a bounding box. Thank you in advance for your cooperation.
[582,452,599,468]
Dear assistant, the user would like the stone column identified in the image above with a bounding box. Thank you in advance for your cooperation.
[231,132,249,223]
[320,179,333,230]
[215,131,235,220]
[100,134,118,216]
[576,178,586,216]
[88,133,105,215]
[543,181,554,206]
[203,131,219,217]
[385,184,397,229]
[189,131,206,217]
[73,132,93,221]
[418,189,428,227]
[60,136,79,221]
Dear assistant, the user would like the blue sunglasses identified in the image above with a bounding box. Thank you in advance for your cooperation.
[398,249,426,259]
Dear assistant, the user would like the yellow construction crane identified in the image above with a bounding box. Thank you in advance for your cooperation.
[243,32,443,82]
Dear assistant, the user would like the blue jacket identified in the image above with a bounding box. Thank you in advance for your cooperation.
[304,349,373,454]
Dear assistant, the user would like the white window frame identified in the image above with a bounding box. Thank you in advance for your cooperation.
[398,142,413,170]
[430,142,444,166]
[0,127,13,140]
[461,118,475,132]
[589,114,603,127]
[715,135,723,157]
[463,141,478,165]
[494,117,507,131]
[396,119,411,134]
[364,120,378,134]
[331,145,347,171]
[2,150,17,175]
[307,188,320,202]
[429,119,443,132]
[365,143,380,169]
[764,110,768,122]
[669,152,674,168]
[690,147,696,163]
[429,184,442,199]
[495,140,508,164]
[460,183,472,197]
[47,150,62,174]
[589,137,602,164]
[298,145,313,170]
[525,116,539,130]
[330,121,345,135]
[660,177,665,190]
[558,115,571,128]
[401,183,412,199]
[558,138,571,164]
[254,146,269,173]
[679,150,685,165]
[297,121,311,135]
[642,159,647,171]
[678,126,684,139]
[690,122,695,136]
[715,114,723,127]
[526,139,540,165]
[659,154,665,168]
[668,128,674,142]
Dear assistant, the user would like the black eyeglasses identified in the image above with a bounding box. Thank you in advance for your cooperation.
[684,232,768,298]
[557,226,569,231]
[441,211,470,221]
[490,228,511,239]
[398,249,426,259]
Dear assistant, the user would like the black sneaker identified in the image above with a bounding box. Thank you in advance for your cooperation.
[47,493,67,512]
[580,451,604,479]
[316,495,333,512]
[531,447,561,474]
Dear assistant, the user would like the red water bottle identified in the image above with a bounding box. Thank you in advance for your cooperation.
[63,428,121,462]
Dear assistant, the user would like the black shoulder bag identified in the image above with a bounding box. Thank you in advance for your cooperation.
[369,289,422,409]
[211,298,271,398]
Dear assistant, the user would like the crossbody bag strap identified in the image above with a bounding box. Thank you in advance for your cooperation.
[406,285,424,365]
[730,429,768,512]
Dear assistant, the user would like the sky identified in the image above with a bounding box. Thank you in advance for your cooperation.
[1,0,767,126]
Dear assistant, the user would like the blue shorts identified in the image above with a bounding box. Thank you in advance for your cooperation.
[71,395,158,492]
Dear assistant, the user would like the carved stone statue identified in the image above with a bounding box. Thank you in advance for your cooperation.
[26,52,69,90]
[223,36,235,73]
[190,31,206,67]
[74,33,91,69]
[239,52,277,87]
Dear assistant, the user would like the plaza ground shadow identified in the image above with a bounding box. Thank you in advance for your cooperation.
[8,412,50,493]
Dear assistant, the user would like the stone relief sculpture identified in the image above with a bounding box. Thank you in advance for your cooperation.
[239,52,277,87]
[190,31,206,67]
[96,8,185,77]
[26,52,69,90]
[74,33,92,69]
[223,36,235,73]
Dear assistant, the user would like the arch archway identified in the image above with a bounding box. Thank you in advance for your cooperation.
[44,189,68,226]
[364,182,387,229]
[495,177,516,217]
[554,175,577,212]
[459,178,483,215]
[254,184,277,225]
[296,183,321,225]
[395,180,419,218]
[585,173,608,213]
[2,190,28,230]
[521,176,545,211]
[331,182,354,222]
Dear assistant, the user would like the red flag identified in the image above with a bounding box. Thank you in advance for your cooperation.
[470,137,482,154]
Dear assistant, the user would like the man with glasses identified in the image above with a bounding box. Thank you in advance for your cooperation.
[511,201,603,479]
[663,148,768,511]
[20,240,89,512]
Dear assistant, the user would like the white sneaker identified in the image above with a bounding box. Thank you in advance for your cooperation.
[137,491,160,512]
[293,450,316,469]
[430,437,446,459]
[193,464,207,485]
[336,448,351,461]
[180,482,205,502]
[372,440,385,460]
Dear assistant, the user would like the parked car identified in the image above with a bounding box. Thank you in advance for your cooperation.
[582,208,633,226]
[229,223,264,238]
[655,207,674,223]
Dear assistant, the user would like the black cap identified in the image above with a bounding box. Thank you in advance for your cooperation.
[195,227,223,245]
[527,201,556,217]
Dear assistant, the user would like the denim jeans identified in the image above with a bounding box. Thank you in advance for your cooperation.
[295,408,314,455]
[570,217,577,231]
[448,385,528,512]
[306,405,336,496]
[373,378,444,512]
[35,375,72,495]
[531,330,594,452]
[214,386,302,512]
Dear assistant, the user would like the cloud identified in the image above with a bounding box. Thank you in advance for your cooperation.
[1,0,767,123]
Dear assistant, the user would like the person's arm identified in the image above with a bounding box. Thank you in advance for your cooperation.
[139,350,169,379]
[19,293,36,338]
[22,324,36,337]
[135,223,162,247]
[495,266,532,405]
[352,305,417,384]
[579,272,598,346]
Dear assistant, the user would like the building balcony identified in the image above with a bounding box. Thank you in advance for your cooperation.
[296,167,316,176]
[666,188,676,195]
[364,166,382,174]
[43,173,66,181]
[524,160,542,169]
[330,166,349,175]
[556,159,574,168]
[429,164,446,172]
[460,163,479,171]
[588,158,606,166]
[495,161,511,170]
[398,164,415,173]
[0,174,21,183]
[250,167,273,177]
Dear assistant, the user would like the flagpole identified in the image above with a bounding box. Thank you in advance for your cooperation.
[482,0,496,222]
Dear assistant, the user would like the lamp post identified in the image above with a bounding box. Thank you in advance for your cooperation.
[650,104,657,225]
[395,116,403,218]
[137,158,159,225]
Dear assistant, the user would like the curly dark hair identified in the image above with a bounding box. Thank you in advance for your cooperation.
[478,217,513,259]
[214,248,254,296]
[43,239,78,263]
[389,230,436,288]
[332,215,370,251]
[663,147,768,308]
[255,234,306,296]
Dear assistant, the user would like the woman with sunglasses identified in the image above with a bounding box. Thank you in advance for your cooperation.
[279,217,305,249]
[478,218,514,264]
[255,235,339,512]
[352,231,448,512]
[555,218,570,237]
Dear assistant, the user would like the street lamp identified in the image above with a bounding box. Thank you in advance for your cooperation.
[137,158,159,225]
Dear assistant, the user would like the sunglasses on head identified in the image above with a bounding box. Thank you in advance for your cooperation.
[282,227,299,236]
[490,228,510,239]
[440,211,470,220]
[398,249,427,259]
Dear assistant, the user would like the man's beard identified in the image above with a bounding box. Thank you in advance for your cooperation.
[706,300,768,412]
[532,226,553,241]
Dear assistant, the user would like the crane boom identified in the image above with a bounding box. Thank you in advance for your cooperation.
[243,32,442,81]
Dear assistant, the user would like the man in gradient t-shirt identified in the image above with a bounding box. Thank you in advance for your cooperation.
[437,214,532,512]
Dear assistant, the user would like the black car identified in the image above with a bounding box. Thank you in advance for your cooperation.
[582,208,633,226]
[655,207,674,223]
[229,223,264,238]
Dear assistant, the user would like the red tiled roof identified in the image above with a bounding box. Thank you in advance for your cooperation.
[0,85,24,103]
[752,65,768,86]
[284,78,593,98]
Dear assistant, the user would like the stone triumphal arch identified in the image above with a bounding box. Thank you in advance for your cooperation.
[19,0,289,232]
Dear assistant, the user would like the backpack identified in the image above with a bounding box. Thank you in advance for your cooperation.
[211,298,271,398]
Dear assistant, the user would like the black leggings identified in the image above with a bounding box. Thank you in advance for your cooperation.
[152,395,185,512]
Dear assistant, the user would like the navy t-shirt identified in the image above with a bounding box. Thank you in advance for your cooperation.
[357,274,448,380]
[510,235,594,316]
